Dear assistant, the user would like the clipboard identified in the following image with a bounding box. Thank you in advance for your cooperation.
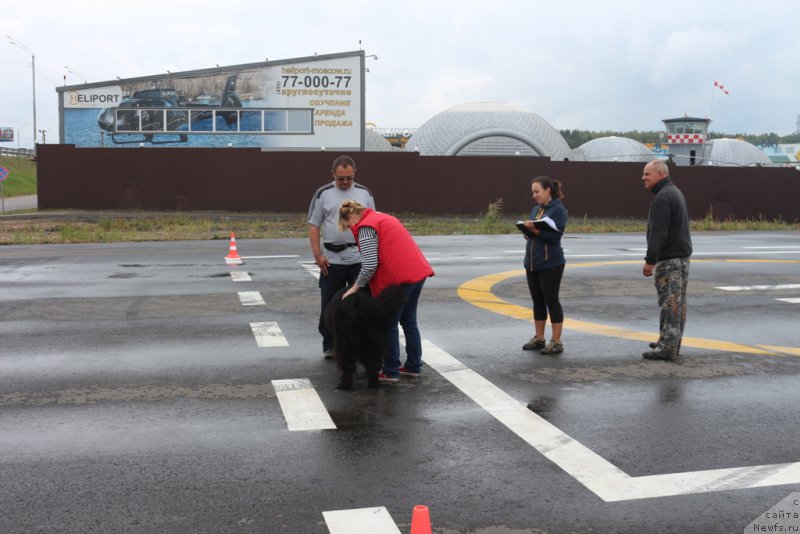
[516,216,558,237]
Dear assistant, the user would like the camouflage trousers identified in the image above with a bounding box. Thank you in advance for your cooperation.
[654,257,690,356]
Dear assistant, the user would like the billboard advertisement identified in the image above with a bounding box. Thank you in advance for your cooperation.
[371,126,417,148]
[0,127,14,143]
[57,51,364,150]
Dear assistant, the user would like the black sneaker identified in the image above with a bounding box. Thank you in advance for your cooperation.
[323,350,335,360]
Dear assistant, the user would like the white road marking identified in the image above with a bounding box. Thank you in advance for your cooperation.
[272,379,336,431]
[743,246,800,249]
[422,339,800,501]
[323,507,400,534]
[716,284,800,291]
[230,271,252,282]
[494,250,800,259]
[238,291,265,306]
[777,298,800,304]
[250,322,289,347]
[241,255,299,259]
[299,261,321,280]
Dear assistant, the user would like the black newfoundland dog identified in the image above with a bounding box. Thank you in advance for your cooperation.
[324,285,406,390]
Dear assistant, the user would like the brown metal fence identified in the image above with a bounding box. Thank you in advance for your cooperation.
[36,144,800,221]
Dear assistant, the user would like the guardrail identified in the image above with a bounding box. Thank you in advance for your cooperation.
[0,147,36,158]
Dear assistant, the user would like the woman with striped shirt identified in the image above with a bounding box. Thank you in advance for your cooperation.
[339,200,434,382]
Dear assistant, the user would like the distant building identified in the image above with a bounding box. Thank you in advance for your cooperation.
[703,138,773,166]
[758,143,800,165]
[364,128,395,151]
[663,116,710,166]
[404,102,580,160]
[578,136,656,162]
[662,115,772,166]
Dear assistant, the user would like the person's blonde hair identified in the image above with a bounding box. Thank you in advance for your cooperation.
[338,200,367,231]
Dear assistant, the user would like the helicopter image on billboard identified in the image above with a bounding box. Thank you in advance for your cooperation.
[97,75,242,144]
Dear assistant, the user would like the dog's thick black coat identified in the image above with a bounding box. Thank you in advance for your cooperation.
[324,285,406,390]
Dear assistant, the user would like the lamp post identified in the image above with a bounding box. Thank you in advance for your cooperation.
[6,35,37,147]
[64,65,87,84]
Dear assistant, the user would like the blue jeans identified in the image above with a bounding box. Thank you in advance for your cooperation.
[384,280,426,377]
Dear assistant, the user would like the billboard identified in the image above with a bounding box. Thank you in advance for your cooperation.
[0,127,13,143]
[372,127,417,148]
[57,51,364,150]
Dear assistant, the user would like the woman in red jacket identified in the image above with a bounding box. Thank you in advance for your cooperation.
[339,200,434,382]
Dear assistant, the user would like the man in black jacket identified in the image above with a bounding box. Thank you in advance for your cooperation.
[641,160,692,361]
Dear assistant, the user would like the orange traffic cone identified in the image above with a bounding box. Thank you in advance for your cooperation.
[410,505,431,534]
[225,232,243,265]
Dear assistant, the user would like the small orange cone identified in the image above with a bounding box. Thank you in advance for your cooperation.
[225,232,243,265]
[410,505,431,534]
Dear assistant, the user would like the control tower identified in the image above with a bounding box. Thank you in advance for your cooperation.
[663,115,711,166]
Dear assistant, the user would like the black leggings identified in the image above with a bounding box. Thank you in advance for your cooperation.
[526,264,565,323]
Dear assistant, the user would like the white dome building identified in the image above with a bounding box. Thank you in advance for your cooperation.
[578,136,656,162]
[364,128,395,151]
[404,102,575,160]
[703,138,772,166]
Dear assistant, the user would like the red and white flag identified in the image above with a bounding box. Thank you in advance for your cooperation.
[714,80,730,95]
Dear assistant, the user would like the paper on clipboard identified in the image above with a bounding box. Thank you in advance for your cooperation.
[515,216,558,237]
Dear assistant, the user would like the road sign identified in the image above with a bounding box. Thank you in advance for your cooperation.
[0,166,9,181]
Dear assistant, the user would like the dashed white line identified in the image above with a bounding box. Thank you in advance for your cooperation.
[323,507,400,534]
[250,321,289,347]
[241,255,299,259]
[777,298,800,304]
[272,379,336,431]
[716,284,800,291]
[238,291,265,306]
[230,271,252,282]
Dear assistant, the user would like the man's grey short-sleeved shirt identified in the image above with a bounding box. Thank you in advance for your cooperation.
[308,182,375,265]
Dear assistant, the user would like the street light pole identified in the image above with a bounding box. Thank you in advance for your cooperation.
[6,35,37,147]
[64,65,87,84]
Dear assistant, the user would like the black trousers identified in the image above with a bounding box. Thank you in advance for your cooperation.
[318,263,361,352]
[525,264,565,323]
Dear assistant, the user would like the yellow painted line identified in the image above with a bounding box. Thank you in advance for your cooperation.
[457,260,800,358]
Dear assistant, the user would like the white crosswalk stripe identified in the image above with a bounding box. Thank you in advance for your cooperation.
[323,507,400,534]
[272,379,336,431]
[250,321,289,347]
[238,291,265,306]
[299,261,321,279]
[230,271,252,282]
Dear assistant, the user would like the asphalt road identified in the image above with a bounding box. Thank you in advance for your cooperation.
[1,232,799,533]
[0,194,37,212]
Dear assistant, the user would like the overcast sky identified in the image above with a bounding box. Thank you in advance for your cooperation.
[2,0,798,148]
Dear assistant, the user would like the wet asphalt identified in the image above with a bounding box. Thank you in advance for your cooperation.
[1,232,798,533]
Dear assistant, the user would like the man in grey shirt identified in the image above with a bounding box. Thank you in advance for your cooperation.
[307,155,375,359]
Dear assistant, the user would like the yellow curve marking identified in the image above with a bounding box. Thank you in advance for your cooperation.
[457,260,800,358]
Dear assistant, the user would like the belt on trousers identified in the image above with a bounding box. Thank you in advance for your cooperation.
[323,242,357,252]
